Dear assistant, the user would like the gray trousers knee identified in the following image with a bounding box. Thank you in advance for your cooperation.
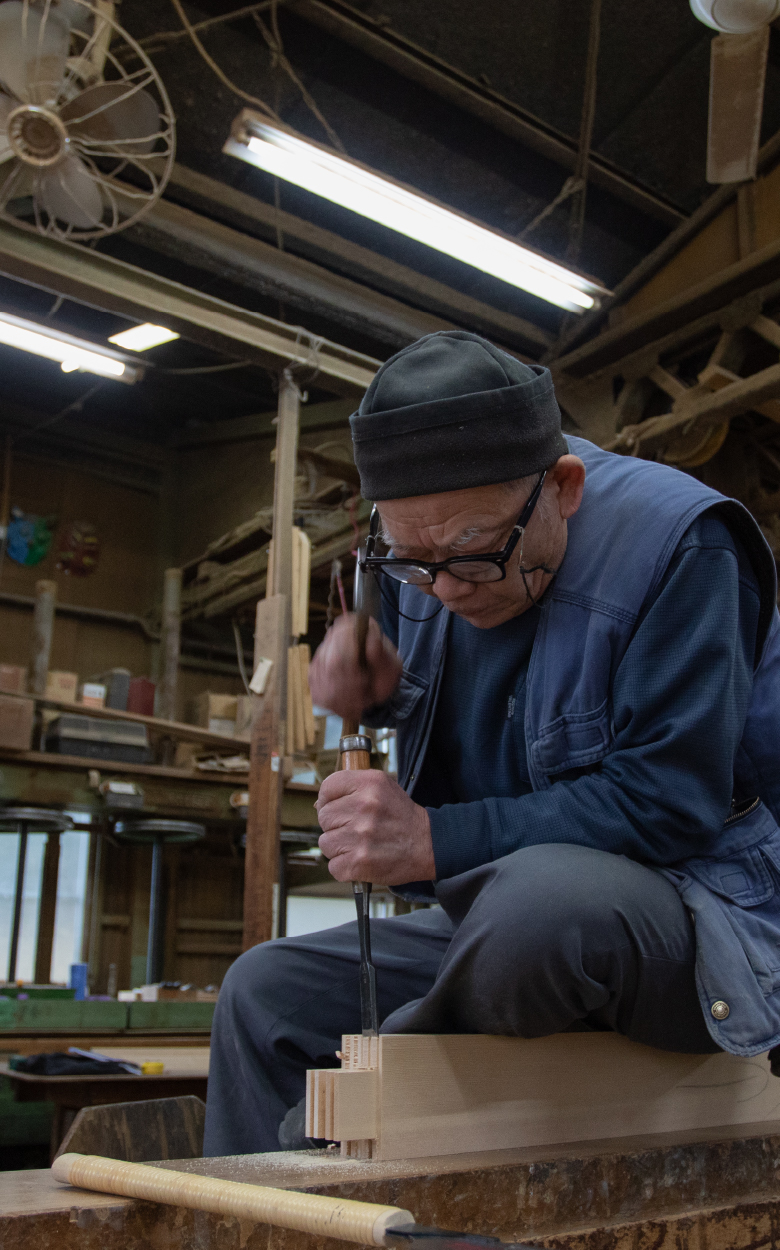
[204,844,718,1156]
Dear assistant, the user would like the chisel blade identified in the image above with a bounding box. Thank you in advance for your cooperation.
[385,1224,537,1250]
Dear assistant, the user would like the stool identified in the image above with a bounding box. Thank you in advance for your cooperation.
[0,807,74,982]
[113,819,206,984]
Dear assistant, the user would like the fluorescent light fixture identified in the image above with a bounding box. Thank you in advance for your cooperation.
[109,323,180,351]
[224,112,610,314]
[0,310,140,382]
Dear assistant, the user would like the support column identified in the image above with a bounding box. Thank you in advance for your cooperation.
[158,567,182,722]
[30,579,57,696]
[243,370,300,949]
[34,831,61,984]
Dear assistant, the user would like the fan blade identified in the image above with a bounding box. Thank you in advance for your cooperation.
[61,82,160,154]
[707,28,769,183]
[38,152,103,227]
[0,93,15,164]
[0,1,70,106]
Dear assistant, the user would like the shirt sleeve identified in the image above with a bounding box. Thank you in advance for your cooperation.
[427,512,763,880]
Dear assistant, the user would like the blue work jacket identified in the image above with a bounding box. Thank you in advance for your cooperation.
[368,436,780,1056]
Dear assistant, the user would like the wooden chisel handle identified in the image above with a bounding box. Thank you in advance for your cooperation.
[51,1153,413,1245]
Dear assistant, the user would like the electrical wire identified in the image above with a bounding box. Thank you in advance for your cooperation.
[252,4,346,152]
[567,0,602,262]
[168,0,280,119]
[153,361,253,376]
[140,1,281,53]
[233,617,253,696]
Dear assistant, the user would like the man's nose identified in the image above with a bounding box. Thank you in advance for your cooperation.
[430,571,478,604]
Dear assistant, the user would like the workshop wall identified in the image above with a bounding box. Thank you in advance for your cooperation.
[0,451,159,684]
[172,433,277,567]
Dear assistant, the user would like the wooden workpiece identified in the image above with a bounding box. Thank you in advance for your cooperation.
[307,1032,780,1161]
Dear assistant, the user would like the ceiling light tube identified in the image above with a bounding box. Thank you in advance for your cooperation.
[224,111,611,314]
[0,310,139,382]
[109,324,181,351]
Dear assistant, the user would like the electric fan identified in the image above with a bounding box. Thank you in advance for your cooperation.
[0,0,175,238]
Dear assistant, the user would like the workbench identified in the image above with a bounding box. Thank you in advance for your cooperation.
[4,1122,780,1250]
[1,1047,209,1157]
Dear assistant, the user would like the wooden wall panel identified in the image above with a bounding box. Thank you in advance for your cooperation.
[174,435,277,567]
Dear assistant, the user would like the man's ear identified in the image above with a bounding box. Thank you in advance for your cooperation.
[550,455,585,520]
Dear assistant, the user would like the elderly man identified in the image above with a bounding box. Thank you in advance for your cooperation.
[204,331,780,1157]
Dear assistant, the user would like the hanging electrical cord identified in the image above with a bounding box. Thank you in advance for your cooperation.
[140,1,280,56]
[232,617,254,696]
[169,0,280,120]
[153,361,253,376]
[516,175,584,242]
[252,2,346,152]
[567,0,602,263]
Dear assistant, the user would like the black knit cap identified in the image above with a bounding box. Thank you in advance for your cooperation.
[350,331,567,501]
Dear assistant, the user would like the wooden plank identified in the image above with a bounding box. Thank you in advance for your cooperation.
[299,645,317,747]
[0,691,251,752]
[308,1033,780,1162]
[243,594,288,950]
[0,748,249,783]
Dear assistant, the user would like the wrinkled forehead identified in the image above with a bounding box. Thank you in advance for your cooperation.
[375,483,523,551]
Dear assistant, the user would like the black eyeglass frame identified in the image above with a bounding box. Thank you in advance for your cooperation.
[362,471,547,586]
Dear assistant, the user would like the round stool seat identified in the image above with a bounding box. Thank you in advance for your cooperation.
[113,819,206,845]
[0,807,74,834]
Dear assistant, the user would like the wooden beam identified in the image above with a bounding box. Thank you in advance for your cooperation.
[0,218,378,398]
[243,594,288,949]
[158,569,182,723]
[243,374,301,948]
[608,359,780,455]
[553,237,780,380]
[165,166,553,356]
[307,1032,780,1163]
[34,831,61,985]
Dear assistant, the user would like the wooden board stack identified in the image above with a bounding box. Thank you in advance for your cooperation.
[306,1032,780,1162]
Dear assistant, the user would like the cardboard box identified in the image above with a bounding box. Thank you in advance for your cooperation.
[81,682,106,709]
[194,692,237,725]
[194,692,242,736]
[46,670,78,702]
[0,695,33,749]
[0,664,26,694]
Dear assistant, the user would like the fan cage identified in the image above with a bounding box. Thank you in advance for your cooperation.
[0,0,175,240]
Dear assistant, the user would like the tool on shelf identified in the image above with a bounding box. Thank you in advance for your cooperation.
[339,552,379,1037]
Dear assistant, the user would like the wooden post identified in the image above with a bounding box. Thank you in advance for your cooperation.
[30,578,57,696]
[242,371,300,950]
[158,568,182,722]
[34,830,61,984]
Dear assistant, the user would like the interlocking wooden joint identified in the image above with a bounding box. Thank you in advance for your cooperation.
[305,1032,780,1162]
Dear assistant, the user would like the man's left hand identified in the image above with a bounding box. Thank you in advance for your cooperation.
[315,770,435,885]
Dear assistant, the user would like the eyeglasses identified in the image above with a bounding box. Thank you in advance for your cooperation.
[363,472,546,585]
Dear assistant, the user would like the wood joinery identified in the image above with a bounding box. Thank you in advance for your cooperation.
[307,1033,780,1162]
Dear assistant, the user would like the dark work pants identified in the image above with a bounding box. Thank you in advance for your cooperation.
[203,844,719,1156]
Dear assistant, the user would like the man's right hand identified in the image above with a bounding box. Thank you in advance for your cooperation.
[308,614,403,721]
